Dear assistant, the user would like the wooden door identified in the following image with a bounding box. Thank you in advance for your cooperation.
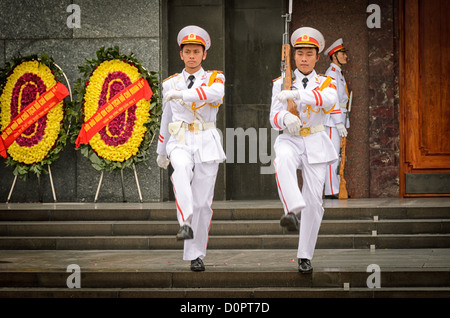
[399,0,450,196]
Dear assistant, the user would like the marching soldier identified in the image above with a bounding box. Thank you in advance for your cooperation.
[156,25,226,271]
[270,27,339,273]
[323,38,349,199]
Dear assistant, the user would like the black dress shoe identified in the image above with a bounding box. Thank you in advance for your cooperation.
[280,212,299,231]
[298,258,313,273]
[190,258,205,271]
[324,194,339,199]
[176,224,193,241]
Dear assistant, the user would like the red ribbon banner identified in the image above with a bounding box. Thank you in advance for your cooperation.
[75,77,153,148]
[0,82,69,158]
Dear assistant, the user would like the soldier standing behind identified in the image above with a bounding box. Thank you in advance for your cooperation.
[270,27,339,273]
[156,25,226,271]
[323,39,349,199]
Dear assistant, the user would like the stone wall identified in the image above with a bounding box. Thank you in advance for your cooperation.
[0,0,162,202]
[367,0,399,197]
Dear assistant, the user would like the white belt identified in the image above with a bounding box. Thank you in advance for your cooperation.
[181,121,215,131]
[168,121,216,144]
[288,124,325,137]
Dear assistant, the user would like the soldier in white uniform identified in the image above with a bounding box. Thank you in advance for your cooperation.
[156,25,226,271]
[323,39,349,199]
[271,27,339,273]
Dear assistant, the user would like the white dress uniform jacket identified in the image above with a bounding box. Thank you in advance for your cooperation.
[157,68,226,163]
[270,69,339,165]
[324,63,349,128]
[270,68,338,260]
[323,63,349,196]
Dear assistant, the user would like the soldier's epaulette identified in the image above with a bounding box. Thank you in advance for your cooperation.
[319,73,335,80]
[207,70,223,73]
[272,76,281,82]
[163,73,179,82]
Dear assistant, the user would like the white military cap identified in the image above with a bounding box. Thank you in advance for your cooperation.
[177,25,211,50]
[324,38,348,57]
[290,27,325,53]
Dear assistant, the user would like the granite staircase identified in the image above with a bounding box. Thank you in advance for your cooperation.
[0,199,450,298]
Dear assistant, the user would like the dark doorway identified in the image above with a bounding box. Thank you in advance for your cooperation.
[224,0,283,199]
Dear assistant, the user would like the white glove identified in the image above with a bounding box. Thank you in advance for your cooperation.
[164,89,183,102]
[277,90,300,103]
[283,113,302,135]
[156,154,170,169]
[336,123,348,137]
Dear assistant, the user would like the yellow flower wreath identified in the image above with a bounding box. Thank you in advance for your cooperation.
[83,60,150,162]
[0,60,64,164]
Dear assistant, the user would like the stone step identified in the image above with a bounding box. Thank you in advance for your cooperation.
[1,269,449,289]
[1,248,448,300]
[1,219,449,236]
[1,200,449,250]
[1,200,449,299]
[1,201,449,221]
[1,233,449,250]
[1,287,450,298]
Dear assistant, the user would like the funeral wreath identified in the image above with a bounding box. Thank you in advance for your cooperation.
[71,46,161,172]
[0,54,70,180]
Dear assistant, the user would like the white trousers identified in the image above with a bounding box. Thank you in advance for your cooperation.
[170,147,219,261]
[274,140,327,260]
[324,126,341,196]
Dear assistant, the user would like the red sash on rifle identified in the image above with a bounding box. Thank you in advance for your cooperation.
[75,78,152,148]
[0,82,69,158]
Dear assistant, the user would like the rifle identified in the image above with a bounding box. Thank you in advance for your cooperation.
[338,137,348,199]
[338,91,352,199]
[281,0,299,117]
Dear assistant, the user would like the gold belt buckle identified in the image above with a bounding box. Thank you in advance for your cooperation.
[188,122,199,131]
[300,127,310,137]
